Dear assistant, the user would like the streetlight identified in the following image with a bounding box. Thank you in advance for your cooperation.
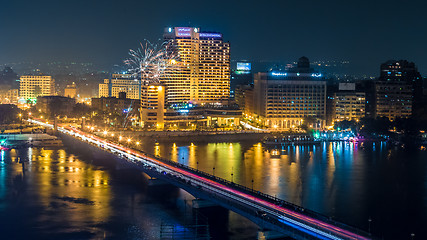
[127,138,131,143]
[368,218,372,234]
[103,130,108,135]
[136,141,140,146]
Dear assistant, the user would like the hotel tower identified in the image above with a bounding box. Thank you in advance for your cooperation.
[163,27,230,106]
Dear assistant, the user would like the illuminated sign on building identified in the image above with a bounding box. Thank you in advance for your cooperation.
[176,27,192,37]
[271,72,287,76]
[237,62,251,71]
[199,33,222,38]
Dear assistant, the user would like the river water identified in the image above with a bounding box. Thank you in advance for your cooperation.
[0,140,426,239]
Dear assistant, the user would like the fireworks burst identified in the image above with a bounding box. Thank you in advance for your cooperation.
[124,40,178,84]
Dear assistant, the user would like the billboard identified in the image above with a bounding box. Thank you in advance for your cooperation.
[237,62,251,71]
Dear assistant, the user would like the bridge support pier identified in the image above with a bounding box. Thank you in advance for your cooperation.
[192,198,219,209]
[257,230,288,240]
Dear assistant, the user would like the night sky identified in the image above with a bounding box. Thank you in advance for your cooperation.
[1,0,426,75]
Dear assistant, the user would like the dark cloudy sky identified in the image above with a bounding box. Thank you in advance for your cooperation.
[1,0,426,75]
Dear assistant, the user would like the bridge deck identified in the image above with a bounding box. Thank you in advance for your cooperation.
[29,119,373,240]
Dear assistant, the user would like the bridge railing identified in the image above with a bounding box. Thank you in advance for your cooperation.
[74,129,371,239]
[131,149,370,238]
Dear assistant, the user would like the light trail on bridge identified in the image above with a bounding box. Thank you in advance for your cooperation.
[29,119,371,240]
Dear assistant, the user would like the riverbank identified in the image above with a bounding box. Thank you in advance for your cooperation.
[108,130,270,143]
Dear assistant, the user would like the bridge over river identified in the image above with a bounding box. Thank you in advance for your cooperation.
[29,119,373,240]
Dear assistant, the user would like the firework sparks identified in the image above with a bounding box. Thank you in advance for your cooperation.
[124,40,177,84]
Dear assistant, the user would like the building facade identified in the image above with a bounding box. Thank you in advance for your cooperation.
[140,84,165,129]
[0,86,19,105]
[36,96,76,117]
[91,94,141,127]
[333,83,365,122]
[162,107,241,129]
[231,62,252,99]
[64,82,78,98]
[99,73,141,100]
[374,81,412,120]
[249,57,326,130]
[19,75,55,100]
[374,60,420,120]
[163,27,230,106]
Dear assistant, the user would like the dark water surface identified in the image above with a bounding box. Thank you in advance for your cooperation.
[0,140,426,239]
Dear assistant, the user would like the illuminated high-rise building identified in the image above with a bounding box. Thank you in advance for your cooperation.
[163,27,230,106]
[249,57,326,130]
[99,73,141,100]
[19,75,55,101]
[374,60,421,120]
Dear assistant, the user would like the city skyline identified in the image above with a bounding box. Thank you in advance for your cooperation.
[1,0,427,76]
[2,1,427,240]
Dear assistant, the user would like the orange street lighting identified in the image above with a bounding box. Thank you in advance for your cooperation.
[119,136,123,141]
[127,138,131,143]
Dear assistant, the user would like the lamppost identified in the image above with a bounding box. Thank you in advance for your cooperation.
[231,167,234,183]
[368,218,372,234]
[212,167,215,176]
[251,179,254,191]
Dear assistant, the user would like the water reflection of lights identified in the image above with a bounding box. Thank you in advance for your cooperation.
[155,145,161,156]
[271,149,280,157]
[1,150,4,163]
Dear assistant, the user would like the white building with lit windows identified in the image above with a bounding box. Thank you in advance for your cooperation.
[249,57,326,130]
